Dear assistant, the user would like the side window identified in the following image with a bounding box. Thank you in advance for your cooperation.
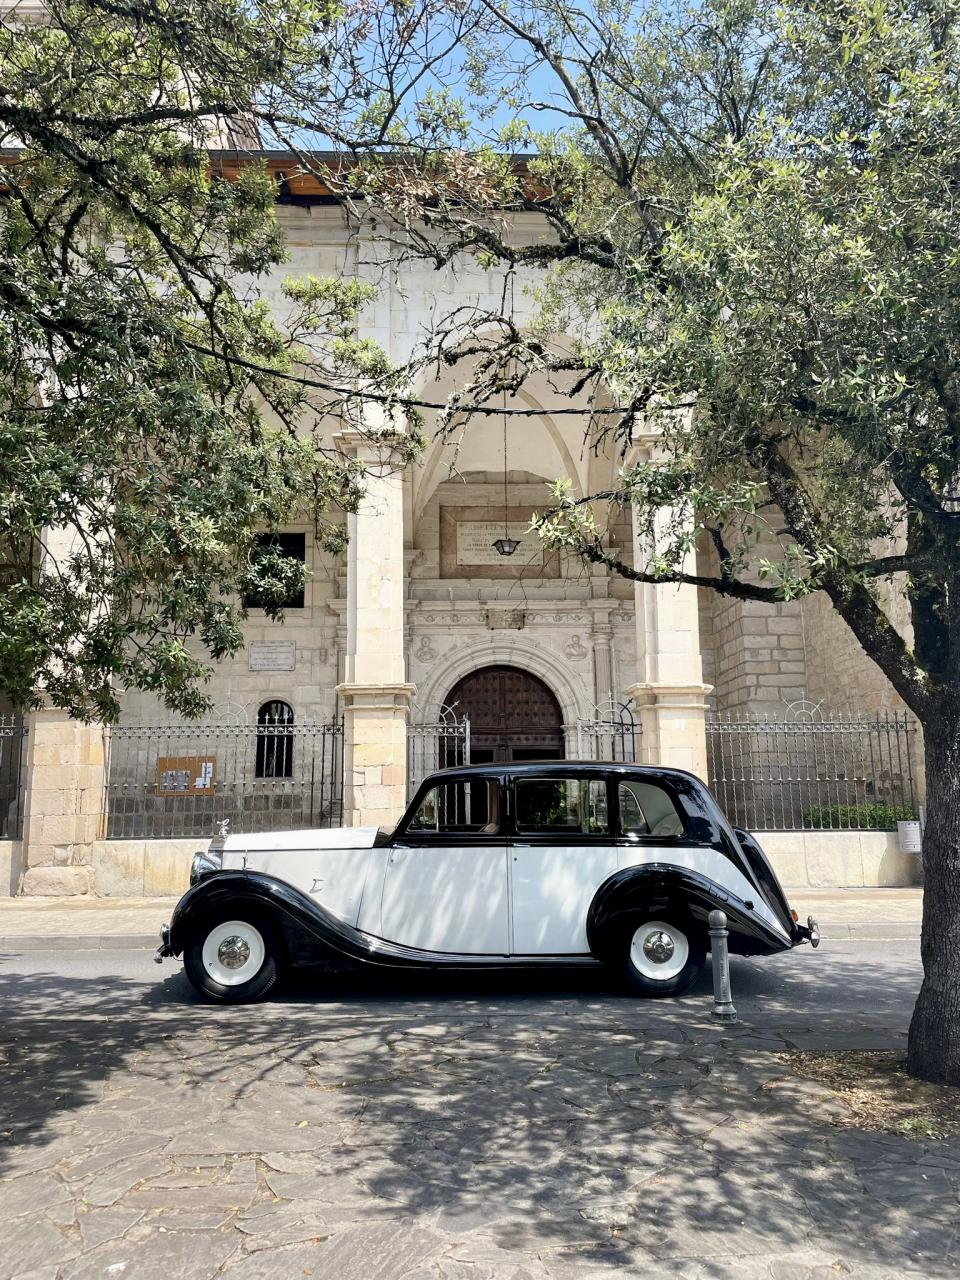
[515,777,609,835]
[407,779,500,835]
[618,781,685,839]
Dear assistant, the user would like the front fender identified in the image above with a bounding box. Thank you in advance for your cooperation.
[586,863,791,961]
[165,871,520,971]
[167,871,375,967]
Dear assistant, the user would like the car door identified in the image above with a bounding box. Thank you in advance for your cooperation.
[510,773,619,955]
[378,775,509,954]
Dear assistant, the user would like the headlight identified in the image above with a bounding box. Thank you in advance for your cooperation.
[190,849,222,886]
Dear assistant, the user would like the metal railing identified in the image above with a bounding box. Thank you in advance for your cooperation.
[106,719,344,839]
[407,706,471,797]
[706,706,919,831]
[0,714,27,839]
[574,701,641,762]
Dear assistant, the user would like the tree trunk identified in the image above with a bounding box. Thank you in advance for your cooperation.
[907,712,960,1084]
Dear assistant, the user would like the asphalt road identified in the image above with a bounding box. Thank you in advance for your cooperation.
[2,940,957,1280]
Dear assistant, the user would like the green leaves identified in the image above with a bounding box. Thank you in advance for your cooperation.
[0,0,382,721]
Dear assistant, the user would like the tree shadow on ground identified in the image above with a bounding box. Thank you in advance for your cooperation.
[0,942,956,1277]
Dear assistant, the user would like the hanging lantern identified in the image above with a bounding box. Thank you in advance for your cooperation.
[492,383,519,556]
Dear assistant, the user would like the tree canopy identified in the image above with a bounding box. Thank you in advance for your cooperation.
[0,0,407,720]
[320,0,960,731]
[294,0,960,1082]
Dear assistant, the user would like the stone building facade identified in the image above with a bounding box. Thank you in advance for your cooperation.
[0,171,923,896]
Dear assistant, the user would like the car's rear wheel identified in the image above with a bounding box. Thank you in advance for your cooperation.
[184,914,282,1003]
[621,916,705,997]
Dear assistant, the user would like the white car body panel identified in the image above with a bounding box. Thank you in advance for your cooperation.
[221,827,380,853]
[509,841,788,957]
[511,845,619,954]
[378,844,510,954]
[220,827,380,929]
[210,820,789,956]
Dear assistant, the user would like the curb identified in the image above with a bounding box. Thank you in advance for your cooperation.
[0,935,159,951]
[829,924,920,940]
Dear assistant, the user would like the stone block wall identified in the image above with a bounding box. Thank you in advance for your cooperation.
[18,710,109,895]
[696,531,809,715]
[90,838,198,897]
[801,583,911,714]
[757,829,920,888]
[119,525,343,727]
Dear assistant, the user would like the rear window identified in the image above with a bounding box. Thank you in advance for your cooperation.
[515,777,609,835]
[618,780,685,838]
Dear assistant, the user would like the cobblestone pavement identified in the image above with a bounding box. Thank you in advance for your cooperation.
[0,940,956,1280]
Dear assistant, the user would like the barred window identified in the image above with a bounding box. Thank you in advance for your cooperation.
[255,700,294,779]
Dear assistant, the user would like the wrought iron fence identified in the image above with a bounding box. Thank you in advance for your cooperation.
[0,714,27,839]
[106,718,344,839]
[706,705,919,831]
[407,706,471,797]
[574,701,641,762]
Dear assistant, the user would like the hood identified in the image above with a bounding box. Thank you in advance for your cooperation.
[220,826,381,854]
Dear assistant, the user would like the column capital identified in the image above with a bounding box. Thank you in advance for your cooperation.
[336,682,417,712]
[626,681,713,712]
[333,424,411,466]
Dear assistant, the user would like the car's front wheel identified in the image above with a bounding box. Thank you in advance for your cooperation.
[621,916,705,997]
[184,914,282,1003]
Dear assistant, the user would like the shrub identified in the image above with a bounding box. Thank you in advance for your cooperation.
[802,803,918,831]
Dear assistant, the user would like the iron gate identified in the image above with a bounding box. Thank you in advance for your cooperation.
[574,701,640,762]
[0,714,26,839]
[407,705,471,797]
[106,718,344,838]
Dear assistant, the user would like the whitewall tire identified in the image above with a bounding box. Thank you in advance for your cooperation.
[622,916,705,997]
[184,913,282,1002]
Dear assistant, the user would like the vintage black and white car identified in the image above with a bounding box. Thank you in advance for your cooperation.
[155,761,820,1002]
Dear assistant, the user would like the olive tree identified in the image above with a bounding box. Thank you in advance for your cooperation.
[0,0,414,721]
[319,0,960,1083]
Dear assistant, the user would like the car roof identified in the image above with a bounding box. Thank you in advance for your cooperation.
[419,760,701,785]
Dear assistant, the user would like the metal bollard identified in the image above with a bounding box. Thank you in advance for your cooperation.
[709,909,737,1022]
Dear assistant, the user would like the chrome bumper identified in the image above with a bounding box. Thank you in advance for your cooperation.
[153,923,173,964]
[794,915,821,948]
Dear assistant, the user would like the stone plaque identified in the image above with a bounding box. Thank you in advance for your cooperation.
[440,507,560,580]
[248,641,296,672]
[456,521,544,568]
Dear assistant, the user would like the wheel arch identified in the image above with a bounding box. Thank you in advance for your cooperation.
[586,862,788,963]
[586,864,703,964]
[168,874,299,957]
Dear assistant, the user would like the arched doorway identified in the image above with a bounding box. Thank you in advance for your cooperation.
[447,665,565,763]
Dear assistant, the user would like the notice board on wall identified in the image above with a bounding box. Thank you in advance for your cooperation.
[156,756,216,797]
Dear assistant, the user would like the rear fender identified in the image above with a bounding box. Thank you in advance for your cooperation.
[586,863,790,961]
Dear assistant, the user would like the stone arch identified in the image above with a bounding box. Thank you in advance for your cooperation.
[411,633,593,730]
[411,391,587,530]
[406,326,609,530]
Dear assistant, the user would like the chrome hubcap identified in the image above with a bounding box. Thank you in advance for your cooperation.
[642,930,675,965]
[217,935,251,969]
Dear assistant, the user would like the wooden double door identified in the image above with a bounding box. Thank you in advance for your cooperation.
[447,665,565,763]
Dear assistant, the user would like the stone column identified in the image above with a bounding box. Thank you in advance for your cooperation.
[590,607,615,707]
[19,704,107,894]
[335,432,414,827]
[624,443,712,778]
